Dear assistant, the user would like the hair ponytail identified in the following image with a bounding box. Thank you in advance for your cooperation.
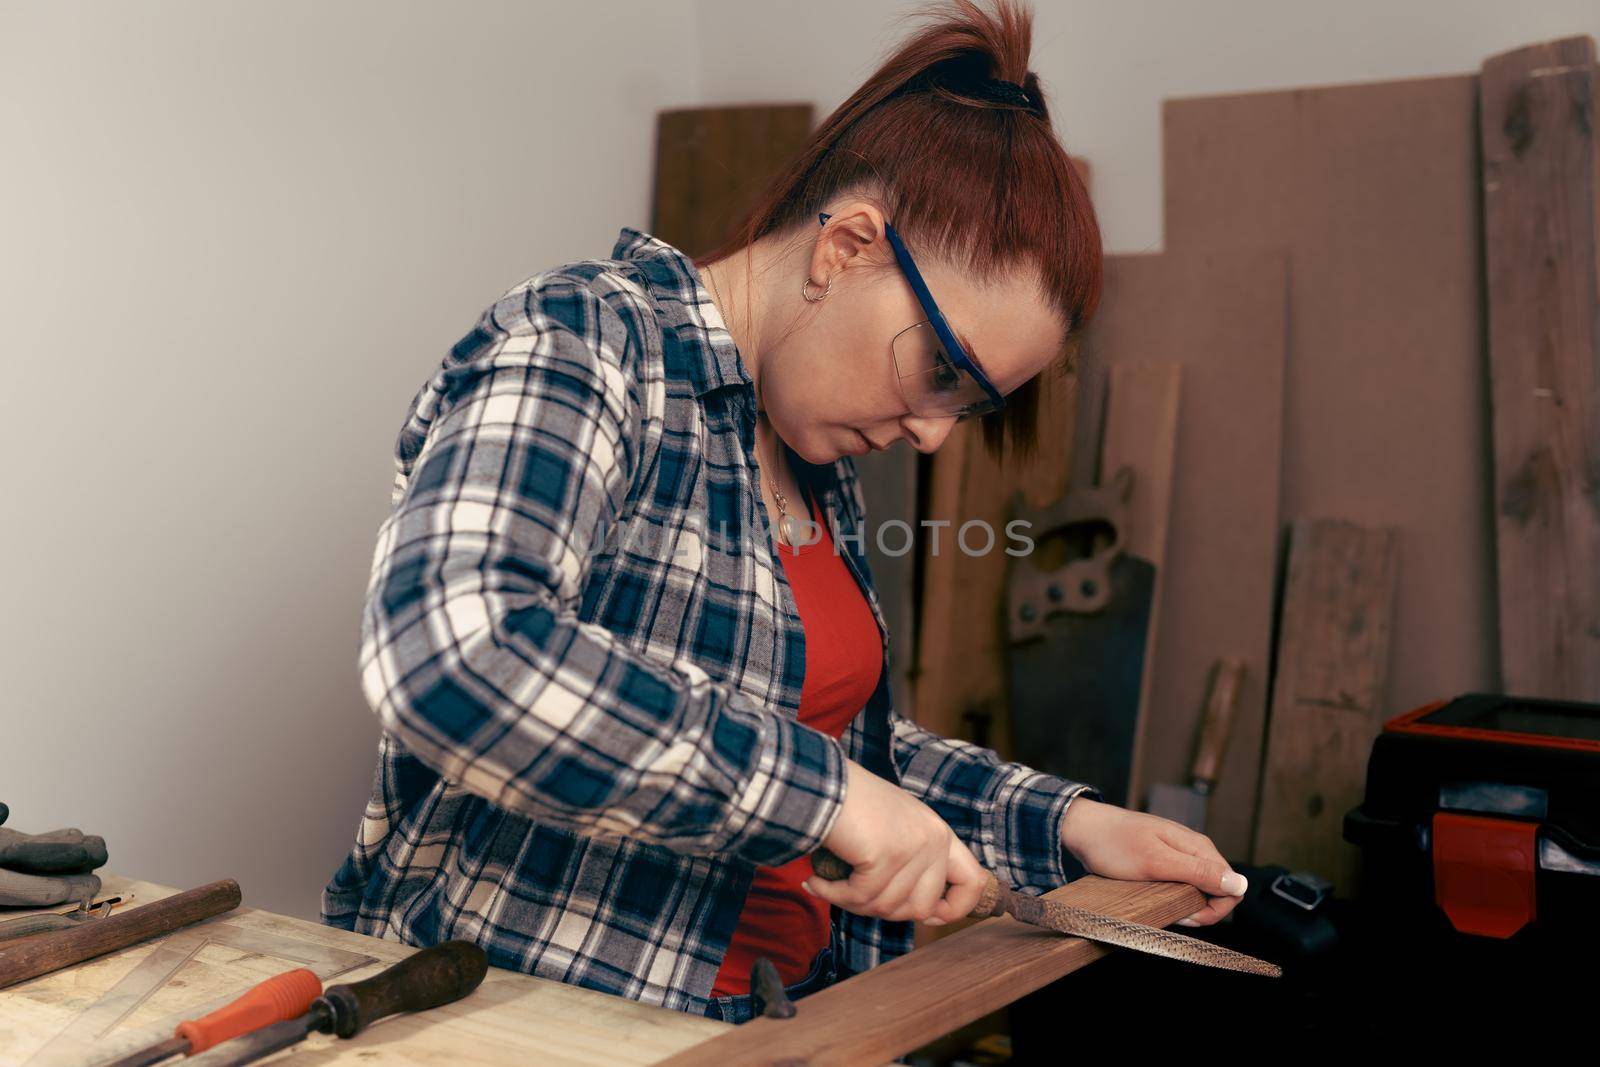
[694,0,1102,461]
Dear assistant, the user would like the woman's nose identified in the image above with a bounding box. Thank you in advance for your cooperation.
[900,414,959,453]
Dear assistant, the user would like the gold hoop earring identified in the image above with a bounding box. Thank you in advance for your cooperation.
[801,276,832,302]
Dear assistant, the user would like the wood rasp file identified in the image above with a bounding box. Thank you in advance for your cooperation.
[811,848,1281,978]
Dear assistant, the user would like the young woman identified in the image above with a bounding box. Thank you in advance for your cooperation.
[322,0,1247,1025]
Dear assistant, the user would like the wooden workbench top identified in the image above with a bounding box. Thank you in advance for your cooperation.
[0,875,726,1066]
[3,869,1219,1066]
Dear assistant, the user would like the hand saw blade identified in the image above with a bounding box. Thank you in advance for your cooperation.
[1005,894,1281,977]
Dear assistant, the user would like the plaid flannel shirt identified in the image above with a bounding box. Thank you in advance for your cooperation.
[321,226,1104,1015]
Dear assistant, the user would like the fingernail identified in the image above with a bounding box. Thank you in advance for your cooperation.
[1221,871,1248,895]
[801,880,815,895]
[1177,917,1201,926]
[924,917,945,927]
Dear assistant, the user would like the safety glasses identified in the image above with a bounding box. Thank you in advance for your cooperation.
[819,212,1005,420]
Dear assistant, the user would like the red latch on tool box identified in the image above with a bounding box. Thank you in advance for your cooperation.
[1431,812,1538,938]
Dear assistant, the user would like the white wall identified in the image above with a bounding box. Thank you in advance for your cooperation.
[695,0,1600,254]
[3,1,1597,922]
[0,0,702,920]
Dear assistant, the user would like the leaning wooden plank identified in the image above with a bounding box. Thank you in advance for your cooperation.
[1094,360,1181,808]
[1075,251,1287,863]
[910,412,982,744]
[909,160,1092,755]
[1252,518,1400,895]
[911,363,1077,760]
[652,876,1205,1067]
[853,445,921,721]
[1007,363,1180,812]
[1479,36,1600,700]
[1163,74,1496,719]
[652,104,815,257]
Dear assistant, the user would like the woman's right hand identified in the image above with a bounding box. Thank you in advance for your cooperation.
[801,760,988,926]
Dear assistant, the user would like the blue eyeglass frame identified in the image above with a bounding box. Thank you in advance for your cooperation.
[818,212,1005,415]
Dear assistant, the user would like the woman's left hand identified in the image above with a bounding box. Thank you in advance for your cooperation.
[1058,797,1247,926]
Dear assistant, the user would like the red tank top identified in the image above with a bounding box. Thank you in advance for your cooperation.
[711,491,882,996]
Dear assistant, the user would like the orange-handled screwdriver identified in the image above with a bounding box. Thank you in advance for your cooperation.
[98,967,322,1067]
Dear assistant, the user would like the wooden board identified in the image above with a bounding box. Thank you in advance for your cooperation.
[1252,519,1400,893]
[907,157,1092,758]
[652,104,815,257]
[1081,250,1288,862]
[1006,362,1180,811]
[0,876,724,1066]
[1096,361,1182,806]
[653,874,1207,1067]
[1479,36,1600,701]
[910,364,1077,758]
[1101,363,1182,581]
[1163,73,1498,717]
[853,445,921,725]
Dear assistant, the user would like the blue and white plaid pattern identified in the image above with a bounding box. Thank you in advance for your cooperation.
[321,226,1103,1014]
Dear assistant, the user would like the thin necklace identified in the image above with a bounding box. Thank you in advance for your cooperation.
[705,264,799,549]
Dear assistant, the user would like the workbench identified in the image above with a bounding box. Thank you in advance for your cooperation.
[0,874,727,1066]
[1,870,1210,1066]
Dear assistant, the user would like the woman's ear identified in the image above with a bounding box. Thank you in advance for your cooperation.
[811,202,892,281]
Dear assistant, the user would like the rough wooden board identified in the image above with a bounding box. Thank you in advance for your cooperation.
[1099,361,1181,807]
[1163,73,1498,716]
[652,104,815,258]
[1479,36,1600,701]
[910,416,981,746]
[653,875,1207,1067]
[906,157,1093,758]
[853,445,921,724]
[1099,362,1182,568]
[1082,250,1288,862]
[1006,362,1179,811]
[1252,519,1400,893]
[0,876,724,1066]
[909,365,1078,756]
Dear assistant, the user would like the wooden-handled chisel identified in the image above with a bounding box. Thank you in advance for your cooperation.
[810,848,1280,978]
[1146,656,1247,831]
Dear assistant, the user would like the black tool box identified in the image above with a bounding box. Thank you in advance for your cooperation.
[1012,694,1600,1052]
[1343,692,1600,940]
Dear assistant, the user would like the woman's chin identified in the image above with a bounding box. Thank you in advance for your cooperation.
[791,437,840,465]
[798,445,837,465]
[787,428,865,465]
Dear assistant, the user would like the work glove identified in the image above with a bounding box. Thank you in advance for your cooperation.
[0,801,108,907]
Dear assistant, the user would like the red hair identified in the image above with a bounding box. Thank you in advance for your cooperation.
[693,0,1103,462]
